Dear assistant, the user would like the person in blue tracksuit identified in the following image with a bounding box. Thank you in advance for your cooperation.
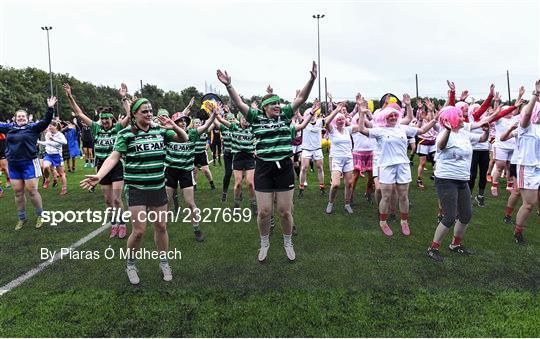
[0,96,57,230]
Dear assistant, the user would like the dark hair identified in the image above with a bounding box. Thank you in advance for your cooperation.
[129,99,150,134]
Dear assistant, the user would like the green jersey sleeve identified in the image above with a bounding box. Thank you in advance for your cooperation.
[282,104,294,121]
[247,108,260,124]
[188,128,200,142]
[113,132,127,154]
[90,121,101,138]
[164,129,177,142]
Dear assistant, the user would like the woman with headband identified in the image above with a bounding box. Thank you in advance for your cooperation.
[64,83,131,238]
[512,80,540,245]
[427,106,490,262]
[0,96,56,230]
[81,96,189,285]
[217,62,317,262]
[357,99,434,237]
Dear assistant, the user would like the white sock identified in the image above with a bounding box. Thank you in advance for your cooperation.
[283,234,292,246]
[260,235,269,247]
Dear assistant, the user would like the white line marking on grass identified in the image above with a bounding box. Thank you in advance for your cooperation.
[0,223,110,297]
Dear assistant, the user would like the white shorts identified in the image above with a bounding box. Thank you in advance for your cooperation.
[331,157,354,173]
[378,163,412,184]
[301,149,324,161]
[417,144,436,155]
[517,165,540,190]
[494,147,513,161]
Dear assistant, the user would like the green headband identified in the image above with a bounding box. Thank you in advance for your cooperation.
[260,96,280,108]
[131,98,149,113]
[99,113,113,119]
[157,108,169,117]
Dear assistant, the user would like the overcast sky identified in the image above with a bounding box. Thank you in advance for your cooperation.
[1,0,539,103]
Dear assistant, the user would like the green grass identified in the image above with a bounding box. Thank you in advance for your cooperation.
[0,153,539,337]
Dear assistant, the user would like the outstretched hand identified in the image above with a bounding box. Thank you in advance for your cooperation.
[80,175,100,191]
[267,85,273,94]
[119,83,128,98]
[447,80,455,91]
[310,61,318,80]
[157,115,176,130]
[489,84,495,96]
[63,83,72,96]
[403,93,411,106]
[459,90,469,101]
[216,69,231,86]
[47,96,57,108]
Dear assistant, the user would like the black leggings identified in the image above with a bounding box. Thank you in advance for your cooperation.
[469,150,489,195]
[435,177,472,228]
[222,152,233,193]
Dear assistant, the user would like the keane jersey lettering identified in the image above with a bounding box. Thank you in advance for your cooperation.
[91,121,124,160]
[247,104,294,161]
[165,128,199,171]
[113,125,176,190]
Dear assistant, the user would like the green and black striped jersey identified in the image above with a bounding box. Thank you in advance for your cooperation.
[228,123,254,154]
[91,122,124,160]
[247,104,294,161]
[194,131,208,154]
[113,125,176,190]
[165,128,199,171]
[220,124,233,154]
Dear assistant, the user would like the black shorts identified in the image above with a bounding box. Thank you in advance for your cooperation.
[194,152,208,167]
[233,152,255,171]
[96,159,124,185]
[82,139,94,149]
[510,163,517,178]
[127,186,168,207]
[0,139,6,159]
[254,157,295,192]
[165,167,195,189]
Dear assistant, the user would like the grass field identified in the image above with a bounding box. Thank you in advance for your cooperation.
[0,153,539,337]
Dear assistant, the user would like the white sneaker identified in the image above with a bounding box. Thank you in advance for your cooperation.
[160,263,173,282]
[344,204,353,214]
[325,203,333,214]
[126,266,140,285]
[284,244,296,261]
[303,181,308,186]
[258,244,270,262]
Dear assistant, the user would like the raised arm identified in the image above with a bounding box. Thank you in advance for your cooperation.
[472,84,495,121]
[217,69,250,116]
[400,94,413,125]
[157,115,188,142]
[196,111,217,135]
[416,119,437,135]
[63,84,93,126]
[291,61,318,112]
[117,84,131,127]
[215,113,231,129]
[181,97,195,116]
[356,110,370,137]
[323,102,344,132]
[447,80,456,106]
[33,97,57,132]
[500,122,518,142]
[520,79,540,128]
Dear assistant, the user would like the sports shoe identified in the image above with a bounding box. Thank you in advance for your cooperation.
[514,232,525,245]
[42,179,50,189]
[258,244,270,262]
[60,187,67,195]
[160,263,173,282]
[118,224,127,239]
[448,244,475,255]
[490,187,498,197]
[35,216,44,229]
[126,266,140,285]
[344,204,353,214]
[401,222,411,236]
[52,179,58,188]
[416,179,424,189]
[380,223,393,237]
[292,225,298,236]
[15,219,27,230]
[427,247,443,262]
[325,203,333,214]
[284,244,296,261]
[221,192,227,203]
[110,225,119,238]
[303,181,308,187]
[475,195,485,207]
[503,215,513,225]
[298,189,304,199]
[194,230,204,242]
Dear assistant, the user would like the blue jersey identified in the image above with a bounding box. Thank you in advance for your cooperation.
[0,107,54,162]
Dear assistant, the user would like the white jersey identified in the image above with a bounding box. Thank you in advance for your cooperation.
[494,117,518,150]
[301,119,323,151]
[516,124,540,167]
[38,131,67,155]
[352,131,376,152]
[435,124,480,181]
[329,126,353,158]
[368,125,417,167]
[510,130,519,165]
